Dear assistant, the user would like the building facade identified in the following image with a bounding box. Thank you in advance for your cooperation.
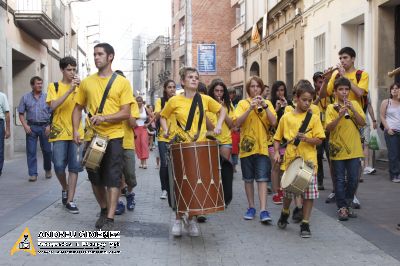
[132,35,147,97]
[0,0,87,158]
[238,0,304,97]
[146,36,172,106]
[171,0,236,87]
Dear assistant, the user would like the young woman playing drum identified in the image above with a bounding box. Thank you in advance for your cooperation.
[160,67,226,237]
[274,80,325,238]
[235,76,277,223]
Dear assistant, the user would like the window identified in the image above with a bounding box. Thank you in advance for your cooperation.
[239,2,245,24]
[314,33,325,72]
[286,49,294,93]
[268,57,277,86]
[179,18,185,46]
[236,45,243,67]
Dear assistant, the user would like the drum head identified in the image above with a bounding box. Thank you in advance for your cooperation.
[281,158,303,188]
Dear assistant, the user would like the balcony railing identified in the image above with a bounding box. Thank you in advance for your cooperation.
[15,0,64,39]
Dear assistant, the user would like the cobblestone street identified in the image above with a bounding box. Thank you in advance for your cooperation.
[0,152,399,265]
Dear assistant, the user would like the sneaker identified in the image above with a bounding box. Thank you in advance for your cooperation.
[126,192,135,211]
[171,220,182,236]
[277,211,290,229]
[338,207,349,221]
[300,222,311,238]
[325,192,336,203]
[260,210,272,223]
[244,207,256,220]
[292,207,303,223]
[61,190,68,205]
[101,219,114,231]
[352,196,361,209]
[95,213,107,229]
[160,190,168,199]
[363,166,376,175]
[45,170,52,179]
[115,200,125,215]
[188,220,200,237]
[29,175,37,182]
[392,177,400,183]
[397,223,400,230]
[347,207,357,218]
[65,201,79,214]
[272,193,283,205]
[197,215,207,223]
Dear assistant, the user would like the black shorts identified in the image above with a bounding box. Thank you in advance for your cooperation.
[87,138,123,188]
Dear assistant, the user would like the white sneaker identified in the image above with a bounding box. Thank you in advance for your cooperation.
[188,219,200,237]
[160,190,168,199]
[363,166,376,175]
[171,220,182,236]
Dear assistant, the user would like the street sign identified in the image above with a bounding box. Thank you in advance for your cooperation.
[197,44,216,74]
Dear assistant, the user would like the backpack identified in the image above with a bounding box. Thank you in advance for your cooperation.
[335,70,368,112]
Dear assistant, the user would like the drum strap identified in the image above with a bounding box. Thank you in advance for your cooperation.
[293,110,312,146]
[97,72,118,114]
[177,93,204,141]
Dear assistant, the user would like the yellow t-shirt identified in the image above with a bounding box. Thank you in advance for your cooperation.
[207,105,236,145]
[235,98,276,158]
[284,104,320,117]
[326,100,365,160]
[74,73,135,140]
[46,81,84,142]
[160,94,221,142]
[327,70,369,107]
[274,111,325,171]
[123,100,140,150]
[316,96,334,128]
[154,98,177,143]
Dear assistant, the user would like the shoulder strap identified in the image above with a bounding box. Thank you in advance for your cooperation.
[355,70,363,84]
[246,99,270,133]
[54,82,59,93]
[293,111,313,146]
[184,93,204,137]
[98,72,118,114]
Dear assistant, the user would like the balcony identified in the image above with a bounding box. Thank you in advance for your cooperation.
[14,0,64,39]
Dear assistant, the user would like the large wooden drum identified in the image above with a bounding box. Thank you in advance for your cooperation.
[169,140,225,216]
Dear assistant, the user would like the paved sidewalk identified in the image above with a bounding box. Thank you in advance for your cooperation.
[0,151,399,265]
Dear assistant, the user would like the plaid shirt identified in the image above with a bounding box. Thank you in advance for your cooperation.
[18,91,51,123]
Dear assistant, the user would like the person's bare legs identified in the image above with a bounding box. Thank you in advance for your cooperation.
[245,181,255,208]
[257,181,267,210]
[67,172,78,203]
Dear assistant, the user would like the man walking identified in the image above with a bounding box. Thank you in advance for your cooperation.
[0,91,10,176]
[72,43,134,230]
[18,76,52,182]
[46,56,83,213]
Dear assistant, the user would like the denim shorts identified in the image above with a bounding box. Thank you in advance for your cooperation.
[240,154,271,182]
[219,144,232,149]
[52,140,83,174]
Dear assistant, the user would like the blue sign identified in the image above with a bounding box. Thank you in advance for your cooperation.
[197,44,216,74]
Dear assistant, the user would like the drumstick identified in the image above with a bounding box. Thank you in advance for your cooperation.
[388,67,400,78]
[285,128,313,146]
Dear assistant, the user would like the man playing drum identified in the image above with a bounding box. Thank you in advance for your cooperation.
[159,67,226,237]
[72,43,135,230]
[274,80,325,238]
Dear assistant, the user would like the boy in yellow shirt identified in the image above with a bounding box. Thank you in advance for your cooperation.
[325,77,365,221]
[274,80,325,238]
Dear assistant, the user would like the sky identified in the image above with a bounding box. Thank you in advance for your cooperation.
[72,0,171,73]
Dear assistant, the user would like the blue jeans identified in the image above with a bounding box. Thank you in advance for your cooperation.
[158,141,169,191]
[240,154,271,182]
[26,125,52,176]
[384,131,400,179]
[0,119,4,175]
[52,141,83,174]
[332,158,361,209]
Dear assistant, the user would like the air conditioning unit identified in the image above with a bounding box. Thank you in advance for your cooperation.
[295,8,301,16]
